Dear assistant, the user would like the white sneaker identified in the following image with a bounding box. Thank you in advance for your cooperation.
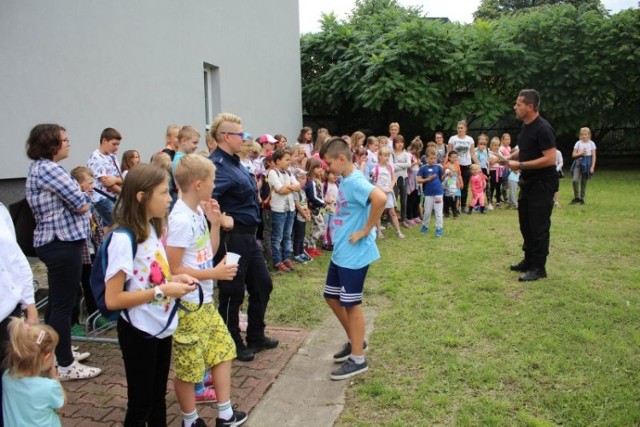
[58,360,102,381]
[397,231,405,239]
[73,350,91,362]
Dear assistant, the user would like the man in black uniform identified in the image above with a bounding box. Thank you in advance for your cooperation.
[506,89,559,281]
[209,112,279,361]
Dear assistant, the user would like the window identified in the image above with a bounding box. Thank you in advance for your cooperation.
[203,63,220,127]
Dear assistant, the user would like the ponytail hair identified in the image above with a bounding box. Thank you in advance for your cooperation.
[4,317,58,378]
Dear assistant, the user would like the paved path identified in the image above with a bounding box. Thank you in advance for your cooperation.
[248,308,376,427]
[61,326,307,426]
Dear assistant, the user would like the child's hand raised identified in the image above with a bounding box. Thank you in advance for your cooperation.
[201,199,221,225]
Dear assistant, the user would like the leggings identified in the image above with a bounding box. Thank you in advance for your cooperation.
[489,170,503,203]
[118,318,172,427]
[394,176,408,222]
[406,189,420,221]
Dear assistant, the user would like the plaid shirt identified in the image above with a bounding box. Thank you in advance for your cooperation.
[26,159,90,247]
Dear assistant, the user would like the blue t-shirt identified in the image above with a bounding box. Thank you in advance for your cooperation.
[331,169,380,269]
[2,372,64,427]
[417,164,444,196]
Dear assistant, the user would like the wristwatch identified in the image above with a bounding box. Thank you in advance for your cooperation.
[153,286,165,301]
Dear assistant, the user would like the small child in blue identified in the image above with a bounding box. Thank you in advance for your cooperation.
[417,148,444,237]
[2,317,64,427]
[319,137,386,381]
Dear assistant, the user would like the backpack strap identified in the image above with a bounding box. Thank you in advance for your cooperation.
[104,227,137,325]
[147,282,204,338]
[94,187,117,202]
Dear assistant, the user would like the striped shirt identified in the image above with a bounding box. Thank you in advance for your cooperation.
[26,159,90,247]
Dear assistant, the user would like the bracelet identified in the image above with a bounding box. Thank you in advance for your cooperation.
[518,162,525,171]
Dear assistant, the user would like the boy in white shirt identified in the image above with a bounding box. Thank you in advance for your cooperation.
[166,154,247,427]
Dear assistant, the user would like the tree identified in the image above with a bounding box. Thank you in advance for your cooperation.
[300,0,640,144]
[474,0,605,21]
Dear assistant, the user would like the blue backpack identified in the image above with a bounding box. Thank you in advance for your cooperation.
[90,227,204,335]
[90,227,137,322]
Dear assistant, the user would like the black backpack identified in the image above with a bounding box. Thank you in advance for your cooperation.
[9,198,37,257]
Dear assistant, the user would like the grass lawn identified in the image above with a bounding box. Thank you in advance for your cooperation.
[267,169,640,426]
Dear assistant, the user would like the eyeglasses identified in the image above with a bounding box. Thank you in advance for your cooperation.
[221,132,244,138]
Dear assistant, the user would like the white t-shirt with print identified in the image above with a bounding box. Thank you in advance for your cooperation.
[448,135,475,166]
[374,163,393,192]
[105,226,177,339]
[87,149,121,202]
[268,168,296,213]
[324,182,339,213]
[166,199,215,304]
[573,140,597,156]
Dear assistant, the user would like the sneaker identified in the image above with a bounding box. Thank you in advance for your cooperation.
[554,201,560,207]
[195,386,217,403]
[330,359,369,380]
[578,199,585,205]
[72,350,91,362]
[283,259,295,270]
[377,232,384,239]
[303,248,317,259]
[216,410,248,427]
[71,323,86,337]
[397,231,405,239]
[58,360,102,381]
[275,262,291,272]
[435,228,443,237]
[301,253,313,262]
[420,225,428,234]
[401,221,411,228]
[293,254,307,264]
[379,225,386,230]
[247,336,279,353]
[204,372,213,388]
[333,341,369,363]
[235,343,255,362]
[184,418,207,427]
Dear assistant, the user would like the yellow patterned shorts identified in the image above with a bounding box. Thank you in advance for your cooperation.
[173,301,236,383]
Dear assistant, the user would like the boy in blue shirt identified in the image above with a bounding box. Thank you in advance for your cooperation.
[417,148,445,237]
[319,137,386,380]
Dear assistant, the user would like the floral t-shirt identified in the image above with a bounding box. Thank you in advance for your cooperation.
[105,226,177,338]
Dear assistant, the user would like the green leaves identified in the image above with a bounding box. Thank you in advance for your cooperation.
[301,0,639,140]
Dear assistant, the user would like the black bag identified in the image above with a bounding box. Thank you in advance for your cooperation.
[8,198,37,257]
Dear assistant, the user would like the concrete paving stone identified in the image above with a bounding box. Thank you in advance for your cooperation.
[72,405,114,421]
[60,325,307,425]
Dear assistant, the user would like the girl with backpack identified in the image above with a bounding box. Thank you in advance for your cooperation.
[373,146,404,239]
[103,164,198,426]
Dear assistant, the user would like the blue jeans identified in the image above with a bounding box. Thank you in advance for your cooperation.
[271,210,295,264]
[94,197,115,226]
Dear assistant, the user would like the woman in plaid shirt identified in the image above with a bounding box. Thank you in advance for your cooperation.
[25,124,102,381]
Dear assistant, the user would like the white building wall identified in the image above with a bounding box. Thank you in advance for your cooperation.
[0,0,302,179]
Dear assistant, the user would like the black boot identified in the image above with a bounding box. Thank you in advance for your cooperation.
[519,268,547,282]
[510,260,530,272]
